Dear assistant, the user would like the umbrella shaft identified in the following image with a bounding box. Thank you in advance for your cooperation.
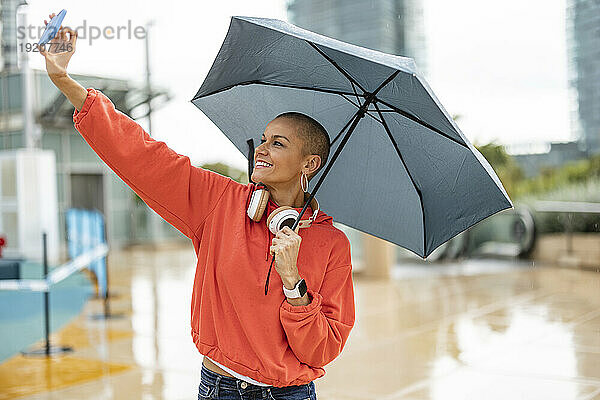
[291,70,399,230]
[292,108,368,231]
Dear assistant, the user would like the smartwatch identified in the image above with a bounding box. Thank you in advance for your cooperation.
[282,278,307,298]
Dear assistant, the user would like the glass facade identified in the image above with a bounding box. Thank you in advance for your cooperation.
[566,0,600,155]
[287,0,428,77]
[0,73,23,111]
[0,0,21,71]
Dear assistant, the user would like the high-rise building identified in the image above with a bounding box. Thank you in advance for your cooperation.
[566,0,600,155]
[287,0,428,77]
[0,0,26,72]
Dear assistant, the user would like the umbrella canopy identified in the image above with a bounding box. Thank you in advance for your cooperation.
[191,16,512,259]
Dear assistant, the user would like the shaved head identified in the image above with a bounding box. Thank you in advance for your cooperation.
[274,112,330,180]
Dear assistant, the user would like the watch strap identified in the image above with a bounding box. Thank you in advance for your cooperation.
[283,278,307,298]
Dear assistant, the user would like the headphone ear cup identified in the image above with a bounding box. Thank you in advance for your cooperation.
[266,207,299,235]
[247,188,270,222]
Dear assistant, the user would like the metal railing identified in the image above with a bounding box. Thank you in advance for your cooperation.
[534,201,600,254]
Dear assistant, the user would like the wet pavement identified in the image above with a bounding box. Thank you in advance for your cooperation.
[0,245,599,399]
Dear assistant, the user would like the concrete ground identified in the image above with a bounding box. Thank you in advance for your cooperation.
[1,244,599,400]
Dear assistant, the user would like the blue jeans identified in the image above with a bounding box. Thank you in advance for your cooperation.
[198,363,317,400]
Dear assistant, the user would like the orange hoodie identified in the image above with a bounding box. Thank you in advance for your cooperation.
[72,88,356,387]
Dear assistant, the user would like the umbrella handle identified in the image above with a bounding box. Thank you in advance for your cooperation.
[246,138,255,184]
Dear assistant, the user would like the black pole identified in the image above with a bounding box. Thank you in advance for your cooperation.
[43,232,50,356]
[104,260,111,317]
[21,233,72,356]
[566,212,573,255]
[100,212,111,317]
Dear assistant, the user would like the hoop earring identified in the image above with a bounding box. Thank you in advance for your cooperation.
[300,172,309,193]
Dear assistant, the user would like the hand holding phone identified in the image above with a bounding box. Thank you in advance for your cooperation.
[39,11,77,80]
[38,9,67,46]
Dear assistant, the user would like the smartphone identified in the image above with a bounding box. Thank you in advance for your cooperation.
[38,9,67,46]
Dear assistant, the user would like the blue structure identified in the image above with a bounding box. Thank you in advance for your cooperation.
[66,209,107,298]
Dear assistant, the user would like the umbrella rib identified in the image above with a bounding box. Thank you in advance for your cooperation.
[253,80,361,98]
[350,81,362,107]
[330,106,385,146]
[335,69,400,143]
[375,98,468,149]
[340,94,384,125]
[193,80,360,101]
[364,111,384,125]
[306,41,369,95]
[373,101,427,257]
[330,115,357,147]
[340,94,361,109]
[369,107,395,112]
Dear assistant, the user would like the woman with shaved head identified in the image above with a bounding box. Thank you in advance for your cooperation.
[41,14,355,399]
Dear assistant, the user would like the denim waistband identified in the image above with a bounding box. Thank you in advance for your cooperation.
[201,363,273,391]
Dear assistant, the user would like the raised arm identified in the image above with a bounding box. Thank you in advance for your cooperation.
[72,88,233,241]
[40,18,233,242]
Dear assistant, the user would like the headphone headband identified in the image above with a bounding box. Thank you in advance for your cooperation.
[249,183,320,230]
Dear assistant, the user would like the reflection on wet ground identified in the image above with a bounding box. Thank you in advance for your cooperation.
[0,245,598,399]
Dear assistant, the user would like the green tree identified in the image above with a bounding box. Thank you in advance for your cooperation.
[475,142,524,197]
[198,162,248,184]
[513,154,600,198]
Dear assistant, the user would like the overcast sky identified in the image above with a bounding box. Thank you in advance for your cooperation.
[25,0,569,170]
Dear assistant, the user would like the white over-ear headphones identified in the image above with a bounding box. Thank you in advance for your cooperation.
[247,182,320,234]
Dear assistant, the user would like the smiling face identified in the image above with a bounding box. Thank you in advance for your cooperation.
[251,117,320,189]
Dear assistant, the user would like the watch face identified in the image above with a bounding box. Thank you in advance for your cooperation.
[298,279,307,297]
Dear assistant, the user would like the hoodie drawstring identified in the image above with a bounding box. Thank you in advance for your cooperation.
[265,228,272,295]
[265,228,275,295]
[265,229,270,261]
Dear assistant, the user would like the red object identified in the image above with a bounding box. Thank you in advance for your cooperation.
[73,88,356,387]
[0,236,5,258]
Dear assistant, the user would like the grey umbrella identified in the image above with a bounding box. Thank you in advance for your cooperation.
[191,16,512,273]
